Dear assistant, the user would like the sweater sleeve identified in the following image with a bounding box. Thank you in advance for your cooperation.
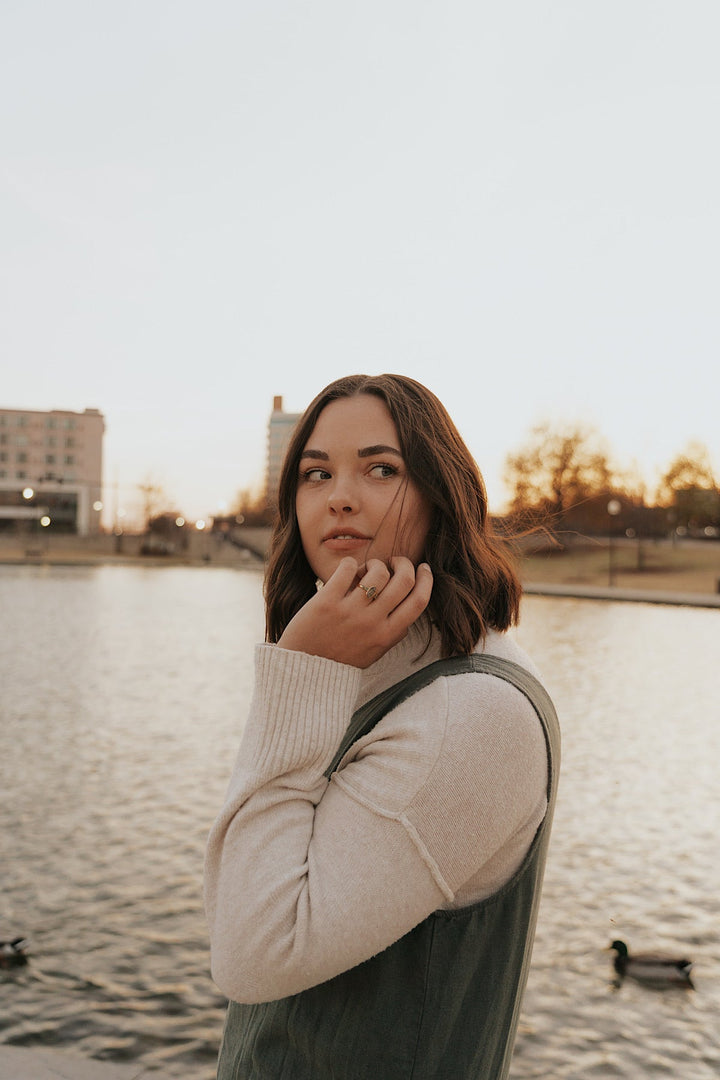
[203,644,548,1004]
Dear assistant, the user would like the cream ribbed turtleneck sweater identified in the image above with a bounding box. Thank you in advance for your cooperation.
[204,622,548,1006]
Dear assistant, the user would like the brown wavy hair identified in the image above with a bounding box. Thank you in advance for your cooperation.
[265,374,521,657]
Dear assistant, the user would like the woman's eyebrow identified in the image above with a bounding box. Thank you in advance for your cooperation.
[358,444,402,458]
[300,445,402,461]
[299,449,329,461]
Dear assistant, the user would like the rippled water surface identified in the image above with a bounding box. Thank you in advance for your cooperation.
[1,565,718,1078]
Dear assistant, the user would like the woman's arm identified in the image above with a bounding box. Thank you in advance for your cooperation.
[204,644,547,1004]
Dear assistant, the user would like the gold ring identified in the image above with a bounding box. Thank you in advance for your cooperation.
[357,582,377,601]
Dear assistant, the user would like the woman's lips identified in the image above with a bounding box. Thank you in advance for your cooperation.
[322,534,371,552]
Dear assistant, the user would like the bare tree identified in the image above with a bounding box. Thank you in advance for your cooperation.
[656,441,717,505]
[137,476,168,531]
[656,441,719,530]
[503,422,615,520]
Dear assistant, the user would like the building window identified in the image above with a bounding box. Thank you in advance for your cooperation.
[16,469,26,479]
[47,417,57,429]
[64,454,75,466]
[46,454,56,465]
[16,452,28,464]
[16,415,27,427]
[64,418,75,430]
[65,437,75,449]
[47,436,56,447]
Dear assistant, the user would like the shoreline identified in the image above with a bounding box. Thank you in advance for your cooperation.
[2,530,719,609]
[0,531,263,571]
[3,558,718,608]
[522,580,720,609]
[519,535,720,608]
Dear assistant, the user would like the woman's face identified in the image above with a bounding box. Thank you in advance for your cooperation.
[295,394,432,584]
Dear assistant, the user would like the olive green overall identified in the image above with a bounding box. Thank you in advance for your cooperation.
[216,654,560,1080]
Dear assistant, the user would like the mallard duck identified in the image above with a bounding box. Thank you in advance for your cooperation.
[609,939,694,988]
[0,938,29,969]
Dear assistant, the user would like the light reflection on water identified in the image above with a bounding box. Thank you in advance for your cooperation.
[1,566,718,1079]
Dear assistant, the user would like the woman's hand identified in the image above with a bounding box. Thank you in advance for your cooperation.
[277,557,433,668]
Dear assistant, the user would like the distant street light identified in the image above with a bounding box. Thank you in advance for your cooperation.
[39,514,51,554]
[196,518,210,562]
[23,487,34,500]
[607,499,622,586]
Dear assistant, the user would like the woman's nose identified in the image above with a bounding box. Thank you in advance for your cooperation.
[327,479,358,514]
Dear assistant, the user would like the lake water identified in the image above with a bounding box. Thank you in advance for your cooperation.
[1,564,718,1079]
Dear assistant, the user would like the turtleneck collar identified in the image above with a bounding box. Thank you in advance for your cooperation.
[355,616,444,709]
[353,619,518,712]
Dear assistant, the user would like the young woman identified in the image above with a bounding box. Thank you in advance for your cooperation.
[204,374,560,1079]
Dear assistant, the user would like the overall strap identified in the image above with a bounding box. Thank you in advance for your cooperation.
[324,653,556,780]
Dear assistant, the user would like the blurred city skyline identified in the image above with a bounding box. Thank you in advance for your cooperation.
[3,2,719,529]
[3,395,713,535]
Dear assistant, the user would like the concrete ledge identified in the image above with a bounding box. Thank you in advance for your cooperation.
[0,1046,175,1080]
[523,581,720,608]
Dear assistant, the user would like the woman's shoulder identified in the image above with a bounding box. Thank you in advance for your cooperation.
[335,630,549,838]
[441,630,549,744]
[474,628,544,682]
[342,629,546,804]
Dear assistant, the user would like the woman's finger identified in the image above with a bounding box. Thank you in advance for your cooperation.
[323,556,361,596]
[355,559,392,602]
[376,557,418,605]
[385,561,433,625]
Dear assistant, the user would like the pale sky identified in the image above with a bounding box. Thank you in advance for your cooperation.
[2,1,718,528]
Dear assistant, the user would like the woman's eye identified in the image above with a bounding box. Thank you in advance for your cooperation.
[302,468,331,482]
[369,463,399,479]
